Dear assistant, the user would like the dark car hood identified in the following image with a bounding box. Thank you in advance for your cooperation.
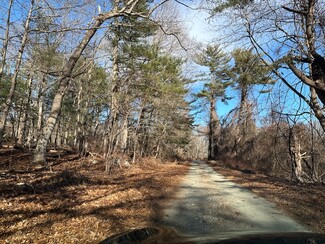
[100,226,325,244]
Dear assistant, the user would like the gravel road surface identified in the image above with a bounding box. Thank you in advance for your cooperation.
[161,161,308,236]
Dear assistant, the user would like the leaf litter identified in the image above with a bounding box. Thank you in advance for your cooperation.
[0,148,188,243]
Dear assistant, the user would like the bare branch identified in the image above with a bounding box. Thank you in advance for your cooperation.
[155,20,187,51]
[174,0,196,10]
[281,5,307,16]
[287,62,325,91]
[291,56,313,63]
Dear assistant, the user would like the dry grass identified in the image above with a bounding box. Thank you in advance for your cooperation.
[0,148,188,243]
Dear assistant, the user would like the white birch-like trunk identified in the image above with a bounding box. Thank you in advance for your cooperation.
[290,134,305,183]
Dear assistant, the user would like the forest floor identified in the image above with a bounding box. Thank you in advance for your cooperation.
[0,147,188,243]
[1,148,324,243]
[207,160,325,233]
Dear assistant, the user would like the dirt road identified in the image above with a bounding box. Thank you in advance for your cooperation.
[161,161,308,236]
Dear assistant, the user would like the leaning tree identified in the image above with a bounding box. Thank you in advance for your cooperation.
[34,0,170,163]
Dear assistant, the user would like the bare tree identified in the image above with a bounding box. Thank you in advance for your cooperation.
[0,0,35,145]
[34,0,170,163]
[0,0,13,84]
[249,1,325,131]
[208,0,325,132]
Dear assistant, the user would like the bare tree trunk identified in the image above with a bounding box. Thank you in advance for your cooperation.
[107,37,120,157]
[239,84,252,139]
[33,0,157,163]
[290,134,305,183]
[309,87,325,131]
[103,126,109,157]
[132,105,144,163]
[54,119,62,149]
[0,0,34,145]
[0,0,13,83]
[17,74,33,145]
[93,113,100,138]
[119,111,129,153]
[141,108,154,157]
[154,121,166,158]
[76,80,82,150]
[26,118,33,149]
[208,94,219,160]
[36,75,47,137]
[305,0,325,131]
[309,116,320,182]
[76,77,89,156]
[291,0,325,131]
[15,101,23,140]
[34,17,106,163]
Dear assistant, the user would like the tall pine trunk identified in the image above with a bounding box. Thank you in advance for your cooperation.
[208,94,220,160]
[239,84,248,138]
[106,40,120,157]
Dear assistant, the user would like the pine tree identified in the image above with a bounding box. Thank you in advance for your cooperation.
[230,48,274,141]
[195,44,231,160]
[103,0,158,157]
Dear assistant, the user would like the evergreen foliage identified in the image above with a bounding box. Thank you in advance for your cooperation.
[212,0,254,13]
[230,48,275,89]
[196,45,231,101]
[195,44,231,159]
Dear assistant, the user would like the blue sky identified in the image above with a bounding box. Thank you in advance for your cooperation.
[178,0,315,127]
[177,1,240,124]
